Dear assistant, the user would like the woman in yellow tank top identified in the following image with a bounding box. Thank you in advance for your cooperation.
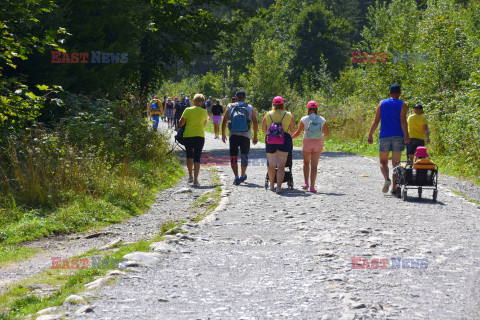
[262,96,295,194]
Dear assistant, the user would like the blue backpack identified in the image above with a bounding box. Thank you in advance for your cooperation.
[305,114,323,139]
[228,102,251,132]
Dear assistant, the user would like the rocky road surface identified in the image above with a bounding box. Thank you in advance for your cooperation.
[65,122,480,320]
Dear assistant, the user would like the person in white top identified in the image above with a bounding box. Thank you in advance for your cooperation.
[291,101,329,192]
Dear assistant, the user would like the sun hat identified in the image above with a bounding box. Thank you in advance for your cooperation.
[167,97,172,101]
[272,96,284,105]
[307,101,318,109]
[414,146,429,158]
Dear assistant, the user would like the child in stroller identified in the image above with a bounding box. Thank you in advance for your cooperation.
[394,146,438,202]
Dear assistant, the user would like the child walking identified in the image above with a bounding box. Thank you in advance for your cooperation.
[291,101,329,193]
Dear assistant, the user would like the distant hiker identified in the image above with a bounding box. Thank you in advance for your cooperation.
[161,95,167,122]
[407,104,430,163]
[148,96,161,132]
[221,95,229,108]
[291,101,329,193]
[368,84,410,195]
[211,99,224,139]
[206,96,214,119]
[262,96,295,194]
[173,97,181,130]
[222,90,258,185]
[164,97,174,128]
[179,94,209,187]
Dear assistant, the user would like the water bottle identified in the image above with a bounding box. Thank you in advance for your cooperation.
[426,170,432,183]
[412,169,417,182]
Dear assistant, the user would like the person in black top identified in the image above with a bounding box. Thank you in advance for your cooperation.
[173,97,187,130]
[211,99,224,139]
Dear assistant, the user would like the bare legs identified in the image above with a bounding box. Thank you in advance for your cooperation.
[379,151,402,189]
[186,159,201,181]
[267,151,288,189]
[303,150,321,189]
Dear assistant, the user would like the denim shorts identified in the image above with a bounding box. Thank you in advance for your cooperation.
[379,136,405,152]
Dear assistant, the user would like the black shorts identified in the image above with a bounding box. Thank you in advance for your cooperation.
[265,132,293,154]
[407,138,425,156]
[183,137,205,163]
[229,135,250,166]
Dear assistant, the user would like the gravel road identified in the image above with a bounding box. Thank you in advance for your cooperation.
[67,122,480,320]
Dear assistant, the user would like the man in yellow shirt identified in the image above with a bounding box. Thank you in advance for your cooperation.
[407,104,430,163]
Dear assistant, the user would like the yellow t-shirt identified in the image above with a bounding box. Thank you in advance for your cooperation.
[265,109,292,133]
[182,107,208,138]
[408,114,427,140]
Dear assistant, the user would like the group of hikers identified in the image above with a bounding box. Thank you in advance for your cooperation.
[148,84,432,195]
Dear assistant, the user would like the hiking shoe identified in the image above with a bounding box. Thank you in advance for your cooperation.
[276,187,283,194]
[239,174,247,182]
[382,179,391,193]
[302,183,309,190]
[193,180,200,187]
[188,176,194,183]
[233,177,241,185]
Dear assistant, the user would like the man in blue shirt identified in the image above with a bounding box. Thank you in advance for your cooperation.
[368,84,410,194]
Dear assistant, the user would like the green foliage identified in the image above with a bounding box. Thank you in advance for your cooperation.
[243,37,291,109]
[0,0,65,126]
[0,93,184,244]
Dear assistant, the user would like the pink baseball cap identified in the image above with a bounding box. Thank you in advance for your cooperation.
[307,101,318,109]
[414,146,429,158]
[272,96,284,105]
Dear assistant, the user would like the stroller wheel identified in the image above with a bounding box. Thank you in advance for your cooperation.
[418,187,422,199]
[396,186,402,198]
[433,190,438,202]
[287,180,294,190]
[402,188,408,201]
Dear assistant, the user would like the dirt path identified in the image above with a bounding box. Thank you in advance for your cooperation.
[61,123,480,319]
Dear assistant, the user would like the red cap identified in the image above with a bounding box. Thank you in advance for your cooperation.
[272,96,284,105]
[174,97,178,100]
[307,101,318,109]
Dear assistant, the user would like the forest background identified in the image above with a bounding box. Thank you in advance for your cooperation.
[0,0,479,261]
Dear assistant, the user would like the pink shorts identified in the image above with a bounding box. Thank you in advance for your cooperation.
[212,115,222,124]
[303,138,324,153]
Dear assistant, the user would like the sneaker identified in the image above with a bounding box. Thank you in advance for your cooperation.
[269,186,275,192]
[382,179,391,193]
[309,186,317,193]
[391,188,397,195]
[188,176,194,183]
[302,182,309,190]
[239,174,247,182]
[233,177,241,185]
[193,180,200,187]
[276,187,283,194]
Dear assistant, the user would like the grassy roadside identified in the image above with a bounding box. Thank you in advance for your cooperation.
[0,168,223,319]
[0,159,185,267]
[205,120,479,186]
